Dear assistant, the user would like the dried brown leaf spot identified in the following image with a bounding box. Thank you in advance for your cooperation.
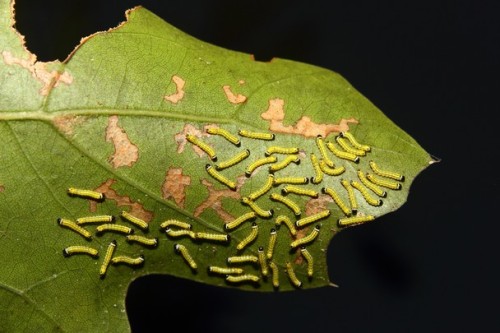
[90,179,154,222]
[261,98,359,138]
[164,75,185,104]
[305,194,333,216]
[1,51,73,96]
[161,167,191,209]
[194,177,246,222]
[0,185,4,193]
[52,115,87,136]
[105,115,139,168]
[222,85,247,104]
[175,124,211,157]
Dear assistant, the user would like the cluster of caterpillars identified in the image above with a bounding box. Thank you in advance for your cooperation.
[59,188,157,279]
[59,127,404,289]
[179,126,405,288]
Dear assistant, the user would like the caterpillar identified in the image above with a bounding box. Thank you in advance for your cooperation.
[186,134,217,161]
[225,212,257,231]
[206,127,241,146]
[269,155,300,173]
[76,215,114,225]
[57,218,92,240]
[248,174,274,200]
[300,246,314,278]
[341,179,358,214]
[236,222,259,251]
[322,187,351,216]
[369,161,405,181]
[281,185,318,198]
[208,266,244,275]
[339,131,371,152]
[290,225,321,249]
[338,215,375,227]
[216,149,250,170]
[270,193,301,216]
[165,227,196,239]
[225,274,260,284]
[357,170,387,197]
[126,235,159,247]
[174,243,197,270]
[195,232,230,243]
[265,146,300,156]
[319,160,345,176]
[67,187,104,201]
[96,223,134,236]
[258,246,269,276]
[238,129,275,141]
[160,219,192,230]
[366,173,402,190]
[206,164,237,190]
[266,228,277,260]
[351,180,383,207]
[309,153,323,184]
[295,210,331,228]
[326,141,359,163]
[285,262,302,288]
[121,211,149,231]
[273,176,309,186]
[336,136,367,156]
[245,156,277,177]
[315,136,335,167]
[227,255,259,264]
[241,197,273,218]
[62,246,98,258]
[269,261,280,288]
[111,255,145,267]
[275,215,297,236]
[99,240,117,279]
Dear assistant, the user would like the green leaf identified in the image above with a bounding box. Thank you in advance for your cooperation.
[0,1,435,331]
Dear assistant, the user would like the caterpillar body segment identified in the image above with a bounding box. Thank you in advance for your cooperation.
[315,136,335,167]
[336,136,367,156]
[215,149,250,170]
[357,170,387,197]
[326,141,359,163]
[338,215,376,227]
[238,129,275,141]
[245,156,277,177]
[206,164,237,190]
[369,161,405,181]
[186,134,217,161]
[67,187,104,201]
[339,131,371,152]
[225,212,257,231]
[322,187,351,216]
[351,180,383,207]
[206,127,241,146]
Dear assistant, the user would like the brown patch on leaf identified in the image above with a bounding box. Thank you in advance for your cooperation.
[294,251,304,265]
[1,51,73,96]
[161,167,191,209]
[305,194,333,215]
[90,179,153,222]
[194,177,246,222]
[52,115,86,136]
[261,98,359,138]
[0,185,4,193]
[105,115,139,168]
[164,75,185,104]
[222,85,247,104]
[175,124,211,157]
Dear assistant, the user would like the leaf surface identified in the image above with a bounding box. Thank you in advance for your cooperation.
[0,1,434,331]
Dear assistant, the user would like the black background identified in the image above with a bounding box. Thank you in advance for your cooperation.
[12,0,499,332]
